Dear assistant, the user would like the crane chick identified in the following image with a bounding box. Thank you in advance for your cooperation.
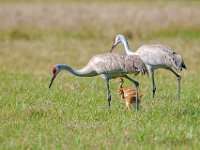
[116,77,143,110]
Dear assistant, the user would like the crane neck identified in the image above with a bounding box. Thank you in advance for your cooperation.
[57,64,81,76]
[120,36,135,55]
[121,92,124,99]
[118,83,123,90]
[117,78,124,90]
[117,87,124,99]
[57,64,94,77]
[117,78,125,99]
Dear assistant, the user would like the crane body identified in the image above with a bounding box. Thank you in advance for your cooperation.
[110,34,186,98]
[49,52,147,111]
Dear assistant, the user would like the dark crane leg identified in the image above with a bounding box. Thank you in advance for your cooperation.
[170,69,181,99]
[124,75,139,111]
[150,69,156,98]
[104,77,111,111]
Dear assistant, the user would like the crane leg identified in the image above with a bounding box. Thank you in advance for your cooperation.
[124,75,139,111]
[105,77,111,110]
[170,69,181,99]
[150,70,156,98]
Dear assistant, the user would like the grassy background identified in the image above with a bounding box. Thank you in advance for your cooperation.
[0,0,200,149]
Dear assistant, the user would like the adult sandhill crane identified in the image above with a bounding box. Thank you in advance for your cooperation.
[110,34,186,98]
[49,52,147,111]
[116,77,143,110]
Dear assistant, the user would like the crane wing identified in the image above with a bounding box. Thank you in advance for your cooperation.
[125,55,148,75]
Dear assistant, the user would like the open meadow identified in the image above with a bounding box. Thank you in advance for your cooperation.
[0,0,200,149]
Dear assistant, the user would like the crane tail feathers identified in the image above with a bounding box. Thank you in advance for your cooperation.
[172,53,187,71]
[181,60,187,70]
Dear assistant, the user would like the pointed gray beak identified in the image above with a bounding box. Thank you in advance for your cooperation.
[109,45,116,52]
[49,75,56,89]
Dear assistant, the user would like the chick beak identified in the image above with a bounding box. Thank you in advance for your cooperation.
[49,75,56,89]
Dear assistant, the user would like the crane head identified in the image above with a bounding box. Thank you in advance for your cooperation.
[110,34,123,52]
[49,65,58,89]
[115,77,124,83]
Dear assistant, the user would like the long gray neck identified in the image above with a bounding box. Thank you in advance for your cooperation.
[57,64,96,77]
[120,36,135,55]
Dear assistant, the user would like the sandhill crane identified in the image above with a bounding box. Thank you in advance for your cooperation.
[116,77,143,110]
[49,52,147,111]
[110,34,186,98]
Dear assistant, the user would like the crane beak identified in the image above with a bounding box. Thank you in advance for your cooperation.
[109,45,116,52]
[49,75,56,89]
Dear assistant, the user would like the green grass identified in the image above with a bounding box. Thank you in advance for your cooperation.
[0,71,200,149]
[0,1,200,149]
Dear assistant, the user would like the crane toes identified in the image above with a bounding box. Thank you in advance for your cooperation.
[152,92,155,98]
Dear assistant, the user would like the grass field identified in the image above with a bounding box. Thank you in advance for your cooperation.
[0,1,200,149]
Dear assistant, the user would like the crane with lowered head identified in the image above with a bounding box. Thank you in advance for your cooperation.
[49,52,147,111]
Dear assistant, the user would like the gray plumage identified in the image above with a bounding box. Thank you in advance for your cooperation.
[49,52,147,111]
[136,44,186,71]
[110,34,186,98]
